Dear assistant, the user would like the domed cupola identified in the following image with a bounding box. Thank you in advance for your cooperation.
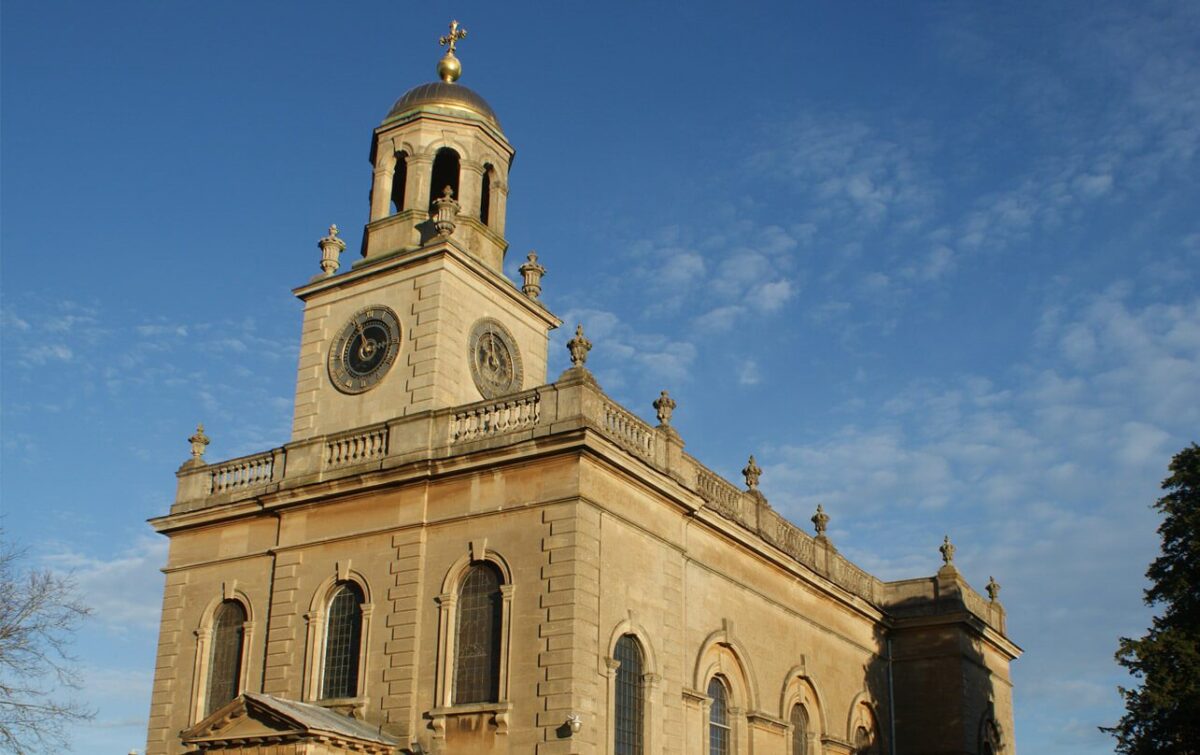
[362,20,514,272]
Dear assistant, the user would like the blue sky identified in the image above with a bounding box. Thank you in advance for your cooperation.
[2,2,1197,752]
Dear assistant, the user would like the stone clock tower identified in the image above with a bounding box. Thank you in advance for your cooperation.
[291,21,559,441]
[148,22,1019,755]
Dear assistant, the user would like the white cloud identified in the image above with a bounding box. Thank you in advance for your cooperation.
[749,280,794,314]
[693,305,744,333]
[738,360,760,386]
[42,536,168,634]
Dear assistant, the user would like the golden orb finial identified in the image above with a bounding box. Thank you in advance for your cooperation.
[438,20,468,83]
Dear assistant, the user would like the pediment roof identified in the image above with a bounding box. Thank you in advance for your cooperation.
[181,693,400,752]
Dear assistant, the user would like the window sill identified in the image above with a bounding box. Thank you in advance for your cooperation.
[313,696,368,718]
[428,701,512,735]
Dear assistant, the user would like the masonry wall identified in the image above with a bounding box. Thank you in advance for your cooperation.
[146,444,1012,755]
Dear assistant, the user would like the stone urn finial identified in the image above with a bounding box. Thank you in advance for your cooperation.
[653,390,677,426]
[519,251,546,299]
[432,185,460,237]
[742,455,762,491]
[567,324,592,367]
[939,535,956,566]
[986,576,1001,602]
[317,224,346,276]
[812,504,830,537]
[186,424,210,467]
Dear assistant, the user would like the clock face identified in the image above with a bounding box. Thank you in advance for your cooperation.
[468,318,523,399]
[328,306,402,394]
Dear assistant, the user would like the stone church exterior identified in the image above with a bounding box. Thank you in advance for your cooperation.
[144,25,1019,755]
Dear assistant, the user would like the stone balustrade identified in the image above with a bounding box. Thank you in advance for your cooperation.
[173,370,998,632]
[209,451,277,494]
[326,424,389,468]
[451,390,540,443]
[600,400,654,459]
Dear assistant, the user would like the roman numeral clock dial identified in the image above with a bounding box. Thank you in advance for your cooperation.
[469,317,523,399]
[328,306,402,394]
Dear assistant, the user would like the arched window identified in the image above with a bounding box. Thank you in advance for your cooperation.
[708,676,731,755]
[614,634,644,754]
[429,148,460,209]
[790,704,809,755]
[479,164,493,226]
[454,562,502,704]
[321,582,363,699]
[205,600,246,716]
[390,151,408,214]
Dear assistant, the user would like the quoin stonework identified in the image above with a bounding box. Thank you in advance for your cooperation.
[145,22,1020,755]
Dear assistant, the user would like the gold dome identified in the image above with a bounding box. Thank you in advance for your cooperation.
[383,81,501,130]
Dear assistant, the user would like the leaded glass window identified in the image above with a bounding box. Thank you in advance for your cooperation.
[708,677,730,755]
[454,563,502,704]
[790,704,809,755]
[321,583,363,699]
[205,600,246,715]
[614,635,644,754]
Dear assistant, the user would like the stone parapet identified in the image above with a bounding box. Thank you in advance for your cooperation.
[165,372,1004,637]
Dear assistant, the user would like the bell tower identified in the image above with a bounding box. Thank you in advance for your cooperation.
[362,19,513,272]
[288,22,559,442]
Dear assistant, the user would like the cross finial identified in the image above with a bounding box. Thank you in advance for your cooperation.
[439,20,468,54]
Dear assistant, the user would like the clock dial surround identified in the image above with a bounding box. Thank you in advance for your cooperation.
[328,306,402,394]
[468,317,523,399]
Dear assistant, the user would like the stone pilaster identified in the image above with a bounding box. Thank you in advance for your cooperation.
[262,551,304,698]
[536,502,601,754]
[145,571,189,755]
[381,530,427,739]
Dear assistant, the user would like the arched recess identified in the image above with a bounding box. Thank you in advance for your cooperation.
[692,623,760,754]
[189,589,255,725]
[779,667,827,755]
[846,693,882,755]
[428,147,461,208]
[390,151,409,214]
[433,544,515,713]
[692,624,761,712]
[604,618,662,753]
[302,569,373,704]
[479,163,494,226]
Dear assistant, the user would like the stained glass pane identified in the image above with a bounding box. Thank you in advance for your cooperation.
[614,635,644,755]
[454,563,502,704]
[205,600,246,715]
[321,583,363,699]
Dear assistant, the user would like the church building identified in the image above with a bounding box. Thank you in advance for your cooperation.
[145,23,1019,755]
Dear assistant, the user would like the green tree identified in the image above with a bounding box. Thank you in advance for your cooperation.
[1106,443,1200,754]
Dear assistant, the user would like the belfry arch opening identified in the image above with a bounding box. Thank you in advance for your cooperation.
[390,151,408,214]
[479,163,494,226]
[429,148,460,208]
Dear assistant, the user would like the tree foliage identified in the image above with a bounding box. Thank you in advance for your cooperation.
[1106,443,1200,754]
[0,531,94,753]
